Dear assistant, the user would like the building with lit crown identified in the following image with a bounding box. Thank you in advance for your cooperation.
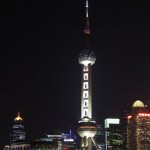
[127,100,150,150]
[10,112,30,150]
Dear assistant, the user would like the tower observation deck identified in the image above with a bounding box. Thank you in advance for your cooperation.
[77,0,99,149]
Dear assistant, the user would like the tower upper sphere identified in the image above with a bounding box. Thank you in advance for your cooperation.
[78,49,96,65]
[78,0,96,66]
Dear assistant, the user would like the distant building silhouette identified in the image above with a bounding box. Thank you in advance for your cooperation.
[30,130,76,150]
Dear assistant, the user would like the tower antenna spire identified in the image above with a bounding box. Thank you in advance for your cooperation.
[86,0,89,27]
[84,0,91,49]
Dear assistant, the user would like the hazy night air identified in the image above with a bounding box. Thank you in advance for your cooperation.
[1,0,150,149]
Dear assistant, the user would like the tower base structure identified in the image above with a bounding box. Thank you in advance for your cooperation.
[80,136,100,150]
[77,117,100,150]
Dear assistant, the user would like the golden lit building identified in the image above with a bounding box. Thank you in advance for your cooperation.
[10,112,30,150]
[127,100,150,150]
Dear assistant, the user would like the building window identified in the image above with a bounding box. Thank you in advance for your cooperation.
[84,100,88,107]
[85,111,87,116]
[83,66,88,72]
[83,82,88,89]
[83,91,88,98]
[84,73,88,80]
[85,102,87,106]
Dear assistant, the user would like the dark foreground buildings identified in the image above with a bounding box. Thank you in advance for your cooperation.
[30,132,76,150]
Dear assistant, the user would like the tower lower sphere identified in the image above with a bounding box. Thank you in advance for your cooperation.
[77,117,99,150]
[78,117,97,138]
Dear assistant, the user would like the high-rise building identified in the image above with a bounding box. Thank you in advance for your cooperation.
[127,100,150,150]
[10,111,26,144]
[77,0,99,149]
[95,125,105,150]
[10,112,30,150]
[105,118,126,150]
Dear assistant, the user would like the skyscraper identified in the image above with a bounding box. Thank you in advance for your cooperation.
[77,0,99,149]
[127,100,150,150]
[10,112,30,150]
[10,111,26,144]
[95,125,105,150]
[105,118,126,150]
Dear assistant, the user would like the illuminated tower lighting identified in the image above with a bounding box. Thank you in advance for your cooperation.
[77,0,99,149]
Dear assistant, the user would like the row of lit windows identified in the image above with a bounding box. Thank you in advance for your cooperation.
[11,146,30,150]
[83,67,89,117]
[13,125,24,128]
[83,91,88,117]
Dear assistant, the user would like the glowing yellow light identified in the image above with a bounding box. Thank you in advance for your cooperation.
[15,111,23,121]
[128,115,132,119]
[132,100,144,108]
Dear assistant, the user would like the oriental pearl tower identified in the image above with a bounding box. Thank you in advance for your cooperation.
[77,0,99,149]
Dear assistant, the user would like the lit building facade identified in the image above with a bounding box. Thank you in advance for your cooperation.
[95,125,105,150]
[105,118,126,150]
[10,143,30,150]
[62,130,76,150]
[77,0,99,149]
[3,145,10,150]
[10,112,26,144]
[10,112,30,150]
[127,100,150,150]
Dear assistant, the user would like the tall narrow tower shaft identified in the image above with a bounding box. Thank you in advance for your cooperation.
[78,0,96,120]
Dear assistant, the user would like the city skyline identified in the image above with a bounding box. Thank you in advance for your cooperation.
[1,0,150,149]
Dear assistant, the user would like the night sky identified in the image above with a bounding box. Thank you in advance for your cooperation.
[1,0,150,148]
